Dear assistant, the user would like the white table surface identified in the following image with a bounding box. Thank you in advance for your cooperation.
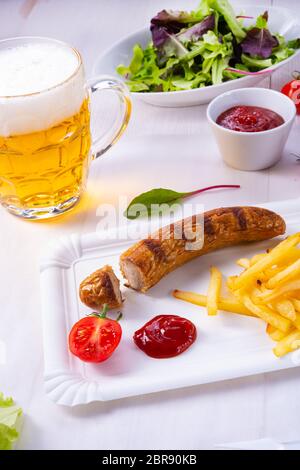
[1,0,300,450]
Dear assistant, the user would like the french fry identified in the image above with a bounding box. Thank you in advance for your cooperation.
[259,284,270,293]
[233,234,300,290]
[291,298,300,312]
[254,280,300,303]
[291,291,300,300]
[263,249,300,281]
[277,247,300,266]
[264,266,282,278]
[266,324,287,342]
[172,290,255,317]
[175,233,300,359]
[250,253,267,265]
[273,330,300,357]
[293,313,300,331]
[266,258,300,289]
[227,275,238,290]
[242,295,292,333]
[206,267,222,316]
[236,258,250,269]
[273,299,296,322]
[246,285,270,305]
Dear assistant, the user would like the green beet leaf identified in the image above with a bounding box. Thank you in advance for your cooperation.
[124,185,240,220]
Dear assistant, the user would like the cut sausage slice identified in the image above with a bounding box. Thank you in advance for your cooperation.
[120,206,286,292]
[79,265,123,310]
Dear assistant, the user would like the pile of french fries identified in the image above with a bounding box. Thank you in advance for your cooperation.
[173,232,300,358]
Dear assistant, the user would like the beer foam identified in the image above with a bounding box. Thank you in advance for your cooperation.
[0,39,86,136]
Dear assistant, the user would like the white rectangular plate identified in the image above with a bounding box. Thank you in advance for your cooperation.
[40,199,300,406]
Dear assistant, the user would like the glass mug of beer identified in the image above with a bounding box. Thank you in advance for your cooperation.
[0,37,131,219]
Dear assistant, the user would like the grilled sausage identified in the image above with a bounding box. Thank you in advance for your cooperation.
[79,265,123,310]
[120,206,286,292]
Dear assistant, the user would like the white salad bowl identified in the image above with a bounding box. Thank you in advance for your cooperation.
[207,87,296,171]
[93,5,300,107]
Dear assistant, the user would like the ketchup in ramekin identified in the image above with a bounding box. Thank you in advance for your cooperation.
[216,105,284,132]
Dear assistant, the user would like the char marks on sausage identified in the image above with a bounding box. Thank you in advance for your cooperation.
[120,206,286,292]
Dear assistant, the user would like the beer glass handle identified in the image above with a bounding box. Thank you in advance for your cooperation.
[87,76,131,159]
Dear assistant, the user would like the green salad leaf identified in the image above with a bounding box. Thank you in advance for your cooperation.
[241,54,273,70]
[255,11,268,30]
[117,0,300,92]
[0,393,22,450]
[210,0,246,40]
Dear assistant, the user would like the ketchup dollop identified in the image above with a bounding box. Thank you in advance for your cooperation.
[216,105,284,132]
[133,315,197,359]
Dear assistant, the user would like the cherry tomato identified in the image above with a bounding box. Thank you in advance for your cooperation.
[281,72,300,114]
[68,305,122,363]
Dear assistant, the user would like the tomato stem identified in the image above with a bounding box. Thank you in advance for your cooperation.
[88,304,109,319]
[292,71,300,81]
[116,312,123,322]
[99,304,108,318]
[88,305,123,322]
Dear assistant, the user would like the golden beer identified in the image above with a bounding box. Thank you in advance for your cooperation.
[0,37,130,219]
[0,98,91,211]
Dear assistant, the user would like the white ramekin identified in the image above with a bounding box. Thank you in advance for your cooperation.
[207,87,296,171]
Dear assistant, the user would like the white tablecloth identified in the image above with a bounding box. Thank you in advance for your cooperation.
[1,0,300,450]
